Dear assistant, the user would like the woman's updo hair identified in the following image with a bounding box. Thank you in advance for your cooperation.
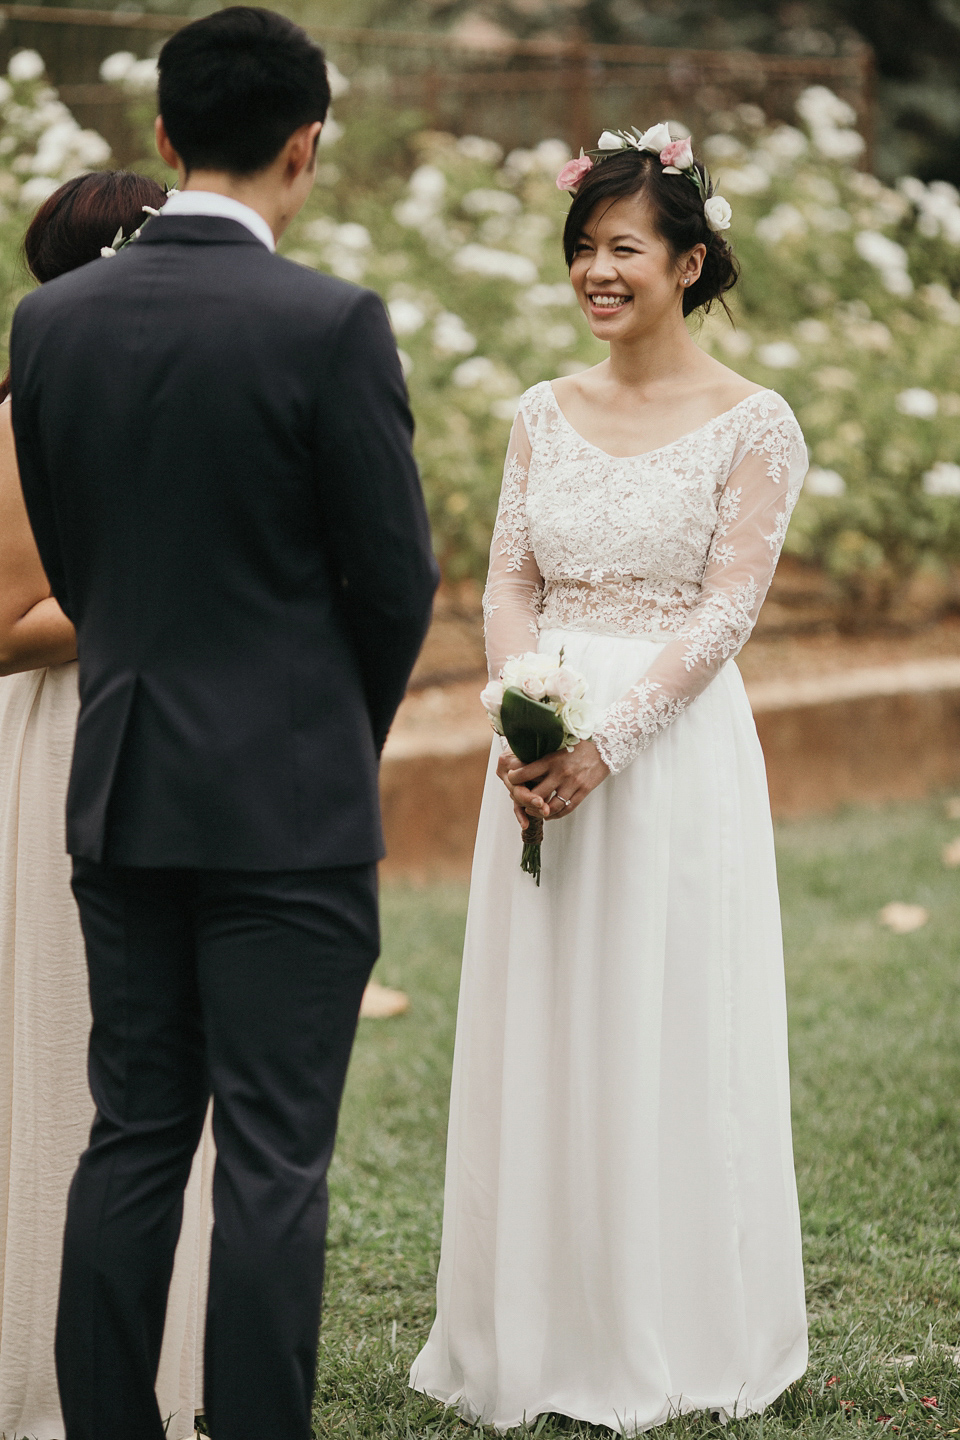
[561,148,739,318]
[0,170,166,402]
[23,169,167,283]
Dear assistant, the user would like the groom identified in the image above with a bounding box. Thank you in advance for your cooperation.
[10,8,437,1438]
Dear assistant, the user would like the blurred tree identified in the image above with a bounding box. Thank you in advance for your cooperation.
[380,0,960,183]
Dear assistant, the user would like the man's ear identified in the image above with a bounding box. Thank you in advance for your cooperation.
[285,121,323,181]
[155,116,181,173]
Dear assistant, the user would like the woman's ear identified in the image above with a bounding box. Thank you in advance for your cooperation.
[681,243,706,287]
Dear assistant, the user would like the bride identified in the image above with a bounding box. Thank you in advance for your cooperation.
[411,124,809,1432]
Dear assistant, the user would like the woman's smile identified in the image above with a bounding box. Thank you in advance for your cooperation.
[588,292,632,316]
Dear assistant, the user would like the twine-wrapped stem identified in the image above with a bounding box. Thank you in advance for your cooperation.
[520,815,544,886]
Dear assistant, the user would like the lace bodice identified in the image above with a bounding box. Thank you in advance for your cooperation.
[483,380,808,773]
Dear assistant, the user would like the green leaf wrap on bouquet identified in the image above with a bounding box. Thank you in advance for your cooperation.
[499,688,565,763]
[499,688,565,886]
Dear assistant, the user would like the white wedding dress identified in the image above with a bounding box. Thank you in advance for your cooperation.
[0,662,214,1440]
[410,382,810,1433]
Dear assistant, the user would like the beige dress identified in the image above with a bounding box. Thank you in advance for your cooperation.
[0,662,214,1440]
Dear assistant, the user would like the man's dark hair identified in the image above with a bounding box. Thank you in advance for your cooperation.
[158,7,331,176]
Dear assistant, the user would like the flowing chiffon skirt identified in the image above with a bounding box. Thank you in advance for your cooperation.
[411,628,808,1434]
[0,663,214,1440]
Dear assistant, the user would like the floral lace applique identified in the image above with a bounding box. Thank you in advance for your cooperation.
[680,579,759,673]
[764,508,791,554]
[483,381,808,767]
[593,683,691,774]
[491,454,534,573]
[540,577,698,637]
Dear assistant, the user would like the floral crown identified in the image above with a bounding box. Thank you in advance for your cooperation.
[556,124,732,234]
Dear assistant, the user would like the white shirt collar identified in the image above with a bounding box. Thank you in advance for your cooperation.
[160,190,276,252]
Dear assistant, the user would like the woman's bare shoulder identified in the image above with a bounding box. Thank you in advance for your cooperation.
[549,363,607,407]
[696,352,766,408]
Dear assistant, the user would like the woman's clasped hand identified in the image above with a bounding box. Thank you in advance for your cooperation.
[497,740,610,826]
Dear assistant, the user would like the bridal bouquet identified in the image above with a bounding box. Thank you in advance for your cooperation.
[480,652,596,885]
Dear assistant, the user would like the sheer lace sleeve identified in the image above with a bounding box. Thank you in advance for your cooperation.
[483,409,544,680]
[592,404,808,774]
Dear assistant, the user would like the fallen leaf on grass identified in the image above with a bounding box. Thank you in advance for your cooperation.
[943,838,960,868]
[828,1377,839,1387]
[923,1399,939,1409]
[879,903,929,933]
[885,1345,960,1369]
[360,981,410,1019]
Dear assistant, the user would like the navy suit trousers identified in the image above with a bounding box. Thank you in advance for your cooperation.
[56,859,379,1440]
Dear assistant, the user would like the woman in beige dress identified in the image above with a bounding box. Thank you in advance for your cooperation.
[0,171,213,1440]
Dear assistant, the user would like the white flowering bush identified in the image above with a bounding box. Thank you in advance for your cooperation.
[277,86,960,611]
[693,89,960,614]
[11,53,960,615]
[283,128,609,579]
[0,51,112,351]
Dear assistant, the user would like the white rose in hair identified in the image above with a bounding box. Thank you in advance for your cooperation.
[559,696,597,741]
[597,131,625,150]
[638,122,673,153]
[704,195,732,232]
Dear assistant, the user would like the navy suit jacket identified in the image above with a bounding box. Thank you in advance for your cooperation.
[10,215,439,868]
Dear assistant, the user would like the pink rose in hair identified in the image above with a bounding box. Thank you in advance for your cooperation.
[659,138,693,171]
[556,155,594,192]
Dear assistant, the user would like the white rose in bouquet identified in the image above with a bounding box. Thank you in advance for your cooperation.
[501,652,561,688]
[542,666,587,703]
[481,649,597,885]
[559,695,598,743]
[479,679,505,734]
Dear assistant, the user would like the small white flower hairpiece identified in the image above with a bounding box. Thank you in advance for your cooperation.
[556,123,733,233]
[100,189,176,259]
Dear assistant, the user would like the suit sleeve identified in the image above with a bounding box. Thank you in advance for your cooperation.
[9,300,72,619]
[318,288,440,753]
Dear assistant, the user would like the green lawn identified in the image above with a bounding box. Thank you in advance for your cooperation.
[311,797,960,1438]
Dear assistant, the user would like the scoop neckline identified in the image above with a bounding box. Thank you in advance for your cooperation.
[544,381,775,461]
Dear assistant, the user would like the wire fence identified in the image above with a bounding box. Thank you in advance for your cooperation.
[0,4,875,162]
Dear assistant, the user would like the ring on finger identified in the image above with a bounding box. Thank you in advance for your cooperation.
[555,794,571,808]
